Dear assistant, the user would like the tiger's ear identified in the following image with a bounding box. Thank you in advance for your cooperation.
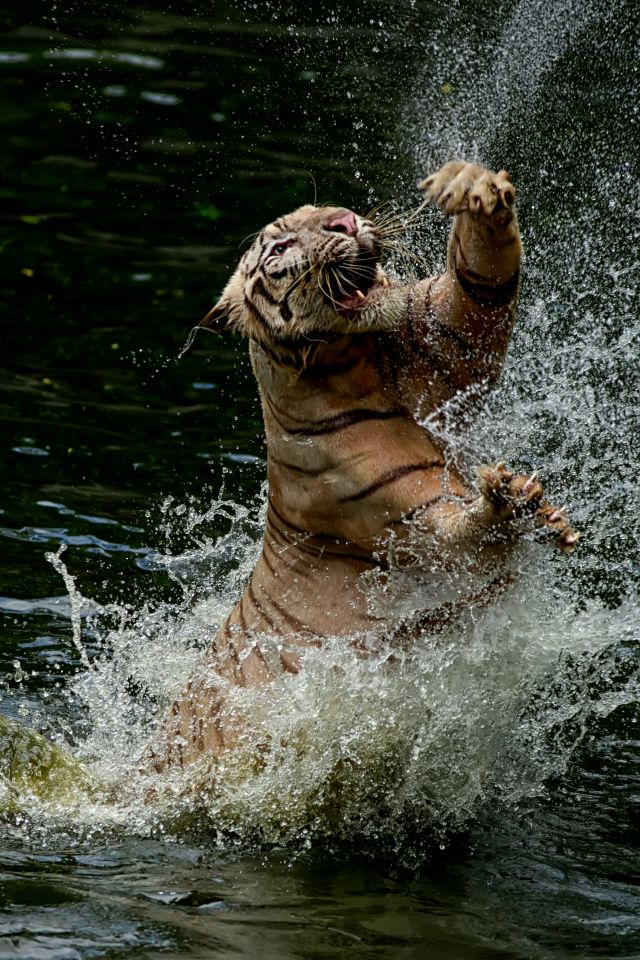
[199,273,246,335]
[199,296,233,333]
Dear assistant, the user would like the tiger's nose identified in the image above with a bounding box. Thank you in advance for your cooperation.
[326,211,359,236]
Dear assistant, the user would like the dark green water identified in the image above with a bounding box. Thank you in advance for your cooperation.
[1,0,639,957]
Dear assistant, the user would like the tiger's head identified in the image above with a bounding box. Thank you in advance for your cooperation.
[199,204,406,363]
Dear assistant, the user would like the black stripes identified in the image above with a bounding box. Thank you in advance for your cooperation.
[428,317,473,358]
[267,497,309,536]
[251,275,279,306]
[296,407,405,437]
[266,498,381,566]
[271,457,330,477]
[263,532,317,579]
[261,589,310,634]
[264,392,407,437]
[246,269,298,326]
[247,581,278,632]
[455,266,520,308]
[453,235,520,308]
[243,294,271,332]
[280,296,293,324]
[399,494,451,521]
[267,266,291,280]
[408,279,474,367]
[339,459,444,503]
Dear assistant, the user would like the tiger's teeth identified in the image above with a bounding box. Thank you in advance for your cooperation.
[355,289,366,300]
[382,276,390,287]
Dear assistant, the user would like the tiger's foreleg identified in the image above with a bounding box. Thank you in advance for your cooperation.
[417,162,522,388]
[420,160,521,290]
[419,462,579,555]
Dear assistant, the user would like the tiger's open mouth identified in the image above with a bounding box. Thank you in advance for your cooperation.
[323,247,386,312]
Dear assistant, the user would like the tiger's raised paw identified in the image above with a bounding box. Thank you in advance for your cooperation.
[478,462,579,552]
[419,161,516,228]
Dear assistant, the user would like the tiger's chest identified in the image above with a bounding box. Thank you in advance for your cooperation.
[253,333,457,548]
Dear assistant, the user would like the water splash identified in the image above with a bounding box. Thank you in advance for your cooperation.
[45,546,95,673]
[26,512,639,857]
[7,0,638,859]
[407,0,620,167]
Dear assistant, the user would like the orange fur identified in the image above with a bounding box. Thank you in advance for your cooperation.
[142,163,577,773]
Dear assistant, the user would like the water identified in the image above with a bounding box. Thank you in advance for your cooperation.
[1,0,639,956]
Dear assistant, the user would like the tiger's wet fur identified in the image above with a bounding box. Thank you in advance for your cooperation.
[143,162,577,773]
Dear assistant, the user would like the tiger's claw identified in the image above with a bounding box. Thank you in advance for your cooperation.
[535,503,581,553]
[418,162,516,225]
[478,462,578,552]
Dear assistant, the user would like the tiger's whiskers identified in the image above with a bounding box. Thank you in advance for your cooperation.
[372,198,429,235]
[317,267,342,312]
[379,238,429,269]
[283,260,314,299]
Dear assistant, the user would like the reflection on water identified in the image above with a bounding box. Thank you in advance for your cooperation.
[1,0,639,956]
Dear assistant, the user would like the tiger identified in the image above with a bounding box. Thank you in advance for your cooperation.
[142,161,578,774]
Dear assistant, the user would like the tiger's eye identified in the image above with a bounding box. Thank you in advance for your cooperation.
[273,244,288,255]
